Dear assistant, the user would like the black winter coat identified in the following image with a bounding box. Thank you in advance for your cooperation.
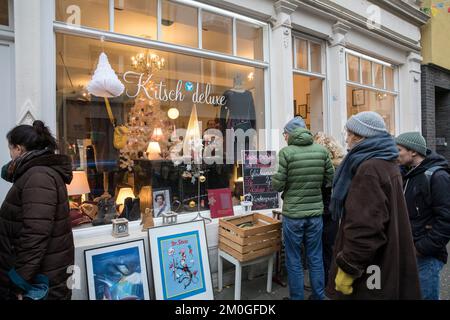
[403,150,450,263]
[0,152,74,300]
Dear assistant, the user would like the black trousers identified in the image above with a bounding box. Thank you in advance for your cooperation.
[322,213,339,286]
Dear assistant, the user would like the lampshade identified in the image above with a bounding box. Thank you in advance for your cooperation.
[147,141,161,160]
[66,171,91,196]
[152,127,163,140]
[116,187,135,206]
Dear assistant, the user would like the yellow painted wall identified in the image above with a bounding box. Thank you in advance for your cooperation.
[421,0,450,70]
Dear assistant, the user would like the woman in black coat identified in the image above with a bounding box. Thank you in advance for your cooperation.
[0,121,74,300]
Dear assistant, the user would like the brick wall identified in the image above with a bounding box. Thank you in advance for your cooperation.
[421,64,450,160]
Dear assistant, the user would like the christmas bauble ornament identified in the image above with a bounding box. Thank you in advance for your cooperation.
[199,175,206,183]
[189,201,196,208]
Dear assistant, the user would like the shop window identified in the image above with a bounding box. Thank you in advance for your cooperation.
[56,34,265,225]
[361,59,372,86]
[294,38,308,71]
[161,0,198,48]
[347,54,360,83]
[236,20,263,61]
[202,11,232,54]
[114,0,157,39]
[310,42,322,74]
[347,86,395,135]
[0,0,8,26]
[385,66,395,91]
[56,0,110,30]
[373,62,384,89]
[293,74,324,133]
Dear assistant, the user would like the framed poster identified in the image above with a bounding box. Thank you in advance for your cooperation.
[208,188,234,219]
[352,89,365,106]
[153,188,172,218]
[84,240,150,300]
[298,104,307,118]
[148,220,213,300]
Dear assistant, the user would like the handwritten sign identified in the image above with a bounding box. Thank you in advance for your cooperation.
[242,150,279,210]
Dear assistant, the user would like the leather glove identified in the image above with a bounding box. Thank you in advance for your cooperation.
[335,267,355,295]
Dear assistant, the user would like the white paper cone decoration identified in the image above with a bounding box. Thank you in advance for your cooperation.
[87,52,125,98]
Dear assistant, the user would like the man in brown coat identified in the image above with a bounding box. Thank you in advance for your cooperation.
[326,111,421,300]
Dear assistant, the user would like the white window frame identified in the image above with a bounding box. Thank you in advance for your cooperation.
[345,49,400,135]
[292,33,326,79]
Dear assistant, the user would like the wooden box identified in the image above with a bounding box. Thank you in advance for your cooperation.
[219,213,281,262]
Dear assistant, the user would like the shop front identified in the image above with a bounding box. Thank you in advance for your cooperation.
[5,0,428,300]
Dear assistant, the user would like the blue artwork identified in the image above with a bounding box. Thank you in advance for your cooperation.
[91,246,146,300]
[157,231,206,300]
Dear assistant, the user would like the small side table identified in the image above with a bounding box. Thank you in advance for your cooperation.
[217,249,274,300]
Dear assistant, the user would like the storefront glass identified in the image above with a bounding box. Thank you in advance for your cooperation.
[346,51,397,135]
[56,0,110,30]
[236,20,263,61]
[0,0,7,27]
[114,0,157,39]
[346,86,396,135]
[161,0,198,48]
[292,35,325,134]
[56,33,265,221]
[202,11,232,54]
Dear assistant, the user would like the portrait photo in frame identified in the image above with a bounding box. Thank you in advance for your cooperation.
[84,239,150,300]
[352,89,365,106]
[148,220,214,300]
[152,188,172,218]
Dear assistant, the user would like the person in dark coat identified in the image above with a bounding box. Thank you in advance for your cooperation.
[313,132,344,287]
[326,111,421,300]
[0,121,74,300]
[396,132,450,300]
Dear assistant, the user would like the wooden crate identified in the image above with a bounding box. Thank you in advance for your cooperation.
[219,213,281,262]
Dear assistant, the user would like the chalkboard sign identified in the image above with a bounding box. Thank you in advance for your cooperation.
[242,150,279,210]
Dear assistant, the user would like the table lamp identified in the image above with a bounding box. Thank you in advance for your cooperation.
[66,171,91,204]
[116,187,135,212]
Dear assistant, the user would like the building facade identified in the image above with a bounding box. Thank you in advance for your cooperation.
[0,0,431,299]
[420,0,450,159]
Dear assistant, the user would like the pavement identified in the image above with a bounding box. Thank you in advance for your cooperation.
[215,243,450,300]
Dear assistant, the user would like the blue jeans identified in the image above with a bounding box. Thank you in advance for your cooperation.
[417,256,444,300]
[283,216,324,300]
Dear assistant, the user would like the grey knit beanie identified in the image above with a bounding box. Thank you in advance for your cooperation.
[345,111,387,137]
[284,116,306,134]
[395,132,427,156]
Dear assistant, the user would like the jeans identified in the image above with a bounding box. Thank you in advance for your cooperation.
[417,256,444,300]
[283,216,324,300]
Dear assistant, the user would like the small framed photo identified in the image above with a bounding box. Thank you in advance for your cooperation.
[153,188,172,218]
[84,240,150,300]
[352,89,365,106]
[148,220,214,300]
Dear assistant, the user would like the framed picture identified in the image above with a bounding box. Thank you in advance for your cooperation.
[84,239,150,300]
[352,89,365,106]
[298,104,307,118]
[148,220,214,300]
[208,188,234,219]
[153,188,172,218]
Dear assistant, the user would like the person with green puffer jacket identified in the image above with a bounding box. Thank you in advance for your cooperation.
[272,116,334,300]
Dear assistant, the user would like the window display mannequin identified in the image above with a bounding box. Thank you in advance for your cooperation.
[220,73,257,162]
[219,73,256,133]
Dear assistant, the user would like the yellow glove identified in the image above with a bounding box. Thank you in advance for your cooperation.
[335,267,355,295]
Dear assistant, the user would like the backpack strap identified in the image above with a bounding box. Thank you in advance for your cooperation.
[424,166,445,194]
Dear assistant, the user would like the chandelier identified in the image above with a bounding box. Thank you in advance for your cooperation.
[131,51,166,74]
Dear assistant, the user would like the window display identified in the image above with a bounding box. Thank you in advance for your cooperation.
[345,51,397,135]
[56,33,265,227]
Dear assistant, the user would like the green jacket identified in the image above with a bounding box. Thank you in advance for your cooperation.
[272,128,335,219]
